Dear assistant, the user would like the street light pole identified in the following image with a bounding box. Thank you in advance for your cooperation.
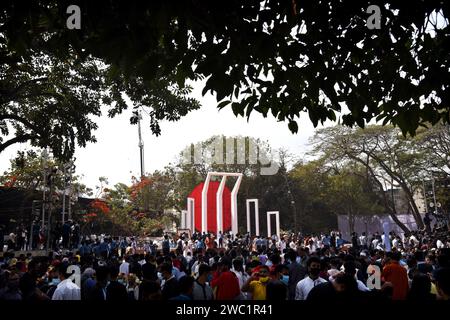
[432,176,438,214]
[68,161,75,221]
[137,111,145,178]
[62,165,66,225]
[46,167,56,252]
[41,149,48,230]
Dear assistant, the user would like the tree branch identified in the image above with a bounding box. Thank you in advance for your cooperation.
[0,133,37,153]
[0,113,41,133]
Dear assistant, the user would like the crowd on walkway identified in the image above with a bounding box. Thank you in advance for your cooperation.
[1,229,449,301]
[0,220,81,252]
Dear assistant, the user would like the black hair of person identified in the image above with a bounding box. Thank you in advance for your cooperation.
[56,262,71,279]
[198,264,211,276]
[178,276,195,294]
[95,266,110,282]
[160,262,173,275]
[306,256,321,268]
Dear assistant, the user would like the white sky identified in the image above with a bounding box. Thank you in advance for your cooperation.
[0,82,329,191]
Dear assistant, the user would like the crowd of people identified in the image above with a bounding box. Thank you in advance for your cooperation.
[0,220,81,252]
[1,228,450,301]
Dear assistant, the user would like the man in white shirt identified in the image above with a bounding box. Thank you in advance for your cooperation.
[278,239,286,252]
[231,258,250,299]
[359,232,367,248]
[409,234,420,247]
[52,263,81,300]
[119,256,130,276]
[289,240,297,250]
[371,237,379,249]
[392,236,400,249]
[295,257,327,300]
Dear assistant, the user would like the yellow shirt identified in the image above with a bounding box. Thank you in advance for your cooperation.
[431,282,437,295]
[249,280,267,300]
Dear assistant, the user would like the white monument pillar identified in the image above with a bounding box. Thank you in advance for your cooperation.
[230,174,243,235]
[246,199,260,236]
[201,175,211,233]
[216,176,227,238]
[181,210,187,229]
[200,172,243,235]
[187,197,195,232]
[267,211,280,239]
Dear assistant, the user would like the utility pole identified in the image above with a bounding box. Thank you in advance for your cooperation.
[46,167,56,252]
[41,149,48,230]
[62,164,67,225]
[67,158,76,220]
[68,163,73,221]
[432,176,438,214]
[137,111,145,178]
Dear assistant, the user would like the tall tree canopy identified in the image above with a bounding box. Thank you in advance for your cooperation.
[2,0,449,150]
[1,1,201,160]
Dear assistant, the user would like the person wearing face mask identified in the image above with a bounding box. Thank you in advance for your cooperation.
[242,265,271,300]
[51,262,81,300]
[276,264,290,287]
[45,267,61,299]
[266,264,288,301]
[295,257,327,300]
[192,264,214,300]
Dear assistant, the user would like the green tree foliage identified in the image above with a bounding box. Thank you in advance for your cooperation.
[326,167,385,233]
[414,124,450,218]
[289,160,339,233]
[0,149,90,197]
[0,52,104,159]
[2,0,449,146]
[415,123,450,177]
[97,173,178,236]
[309,125,450,231]
[1,1,200,160]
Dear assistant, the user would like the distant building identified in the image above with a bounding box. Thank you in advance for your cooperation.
[338,181,449,240]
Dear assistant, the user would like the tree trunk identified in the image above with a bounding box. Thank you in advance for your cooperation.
[400,183,424,229]
[369,153,424,230]
[349,155,411,233]
[348,213,355,234]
